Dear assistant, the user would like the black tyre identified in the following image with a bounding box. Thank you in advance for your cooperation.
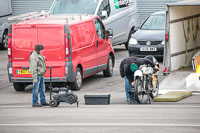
[67,93,78,104]
[134,79,144,103]
[0,30,8,50]
[49,100,58,107]
[69,67,82,91]
[103,56,113,77]
[125,29,135,50]
[150,79,159,99]
[13,83,25,91]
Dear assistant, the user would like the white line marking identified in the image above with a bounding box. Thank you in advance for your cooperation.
[1,105,200,108]
[0,123,200,127]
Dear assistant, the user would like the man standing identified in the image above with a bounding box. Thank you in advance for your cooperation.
[119,56,159,102]
[29,44,49,107]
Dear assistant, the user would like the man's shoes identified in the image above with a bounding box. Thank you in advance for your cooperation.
[41,102,49,106]
[32,103,42,107]
[128,98,137,104]
[128,88,134,94]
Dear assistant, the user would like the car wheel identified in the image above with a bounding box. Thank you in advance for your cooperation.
[0,30,8,50]
[103,56,113,77]
[69,67,82,91]
[13,83,25,91]
[125,29,135,50]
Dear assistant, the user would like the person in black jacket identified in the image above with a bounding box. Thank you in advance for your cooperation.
[119,56,159,102]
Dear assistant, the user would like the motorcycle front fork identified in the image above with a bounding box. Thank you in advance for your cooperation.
[143,76,152,94]
[143,78,152,104]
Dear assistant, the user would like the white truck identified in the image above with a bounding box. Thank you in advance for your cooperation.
[163,0,200,74]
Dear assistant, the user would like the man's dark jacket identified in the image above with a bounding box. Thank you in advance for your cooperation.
[119,56,155,83]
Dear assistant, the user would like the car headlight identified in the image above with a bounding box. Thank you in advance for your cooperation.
[161,41,165,45]
[129,38,138,45]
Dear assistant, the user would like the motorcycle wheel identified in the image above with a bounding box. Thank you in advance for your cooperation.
[150,79,159,99]
[134,78,144,103]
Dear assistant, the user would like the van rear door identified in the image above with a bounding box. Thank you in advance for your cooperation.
[12,23,37,78]
[37,24,65,78]
[12,23,66,79]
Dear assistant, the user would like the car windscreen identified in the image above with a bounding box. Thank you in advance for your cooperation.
[50,0,99,15]
[141,15,165,30]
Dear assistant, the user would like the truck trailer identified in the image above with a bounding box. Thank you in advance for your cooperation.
[163,0,200,73]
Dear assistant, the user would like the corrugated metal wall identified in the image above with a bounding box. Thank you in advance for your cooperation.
[138,0,182,25]
[11,0,54,15]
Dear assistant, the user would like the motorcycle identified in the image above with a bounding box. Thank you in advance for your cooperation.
[129,56,159,104]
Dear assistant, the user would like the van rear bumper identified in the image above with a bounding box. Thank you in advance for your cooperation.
[9,77,67,83]
[7,61,76,84]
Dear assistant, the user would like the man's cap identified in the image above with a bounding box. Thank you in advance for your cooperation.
[35,44,44,51]
[130,63,138,72]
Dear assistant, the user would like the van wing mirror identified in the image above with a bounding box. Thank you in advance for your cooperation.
[134,26,139,31]
[101,10,108,19]
[106,29,113,39]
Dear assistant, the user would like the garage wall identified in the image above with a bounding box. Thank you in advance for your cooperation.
[138,0,182,25]
[11,0,54,15]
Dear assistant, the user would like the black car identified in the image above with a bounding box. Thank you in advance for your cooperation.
[128,11,165,59]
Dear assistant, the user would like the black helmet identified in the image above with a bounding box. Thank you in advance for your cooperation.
[144,55,153,62]
[144,55,158,64]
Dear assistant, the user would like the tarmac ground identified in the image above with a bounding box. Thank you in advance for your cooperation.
[0,45,200,133]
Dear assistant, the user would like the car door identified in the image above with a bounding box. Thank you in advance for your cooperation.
[94,18,108,71]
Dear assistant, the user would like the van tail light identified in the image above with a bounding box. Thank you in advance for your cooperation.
[65,37,70,59]
[163,67,170,76]
[8,34,12,62]
[163,67,168,72]
[165,34,169,42]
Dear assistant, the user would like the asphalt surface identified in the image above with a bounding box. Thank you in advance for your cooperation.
[0,45,200,133]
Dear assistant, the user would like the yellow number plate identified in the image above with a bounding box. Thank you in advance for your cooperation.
[17,69,31,74]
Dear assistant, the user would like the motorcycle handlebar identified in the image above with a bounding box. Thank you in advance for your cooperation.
[153,68,159,73]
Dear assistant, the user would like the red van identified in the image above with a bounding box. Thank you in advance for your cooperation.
[7,14,115,91]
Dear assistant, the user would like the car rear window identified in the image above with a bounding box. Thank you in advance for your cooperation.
[141,15,165,30]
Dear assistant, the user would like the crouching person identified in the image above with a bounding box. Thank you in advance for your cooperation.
[119,56,158,103]
[29,44,49,107]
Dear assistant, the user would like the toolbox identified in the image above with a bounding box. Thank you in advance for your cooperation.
[84,94,111,105]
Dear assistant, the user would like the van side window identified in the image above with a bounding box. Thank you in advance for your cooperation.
[95,18,106,40]
[97,0,111,20]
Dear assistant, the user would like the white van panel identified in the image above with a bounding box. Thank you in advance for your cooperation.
[95,0,138,45]
[49,0,138,46]
[0,0,12,16]
[0,0,12,49]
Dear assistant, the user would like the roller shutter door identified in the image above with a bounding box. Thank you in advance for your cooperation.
[11,0,54,15]
[138,0,182,25]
